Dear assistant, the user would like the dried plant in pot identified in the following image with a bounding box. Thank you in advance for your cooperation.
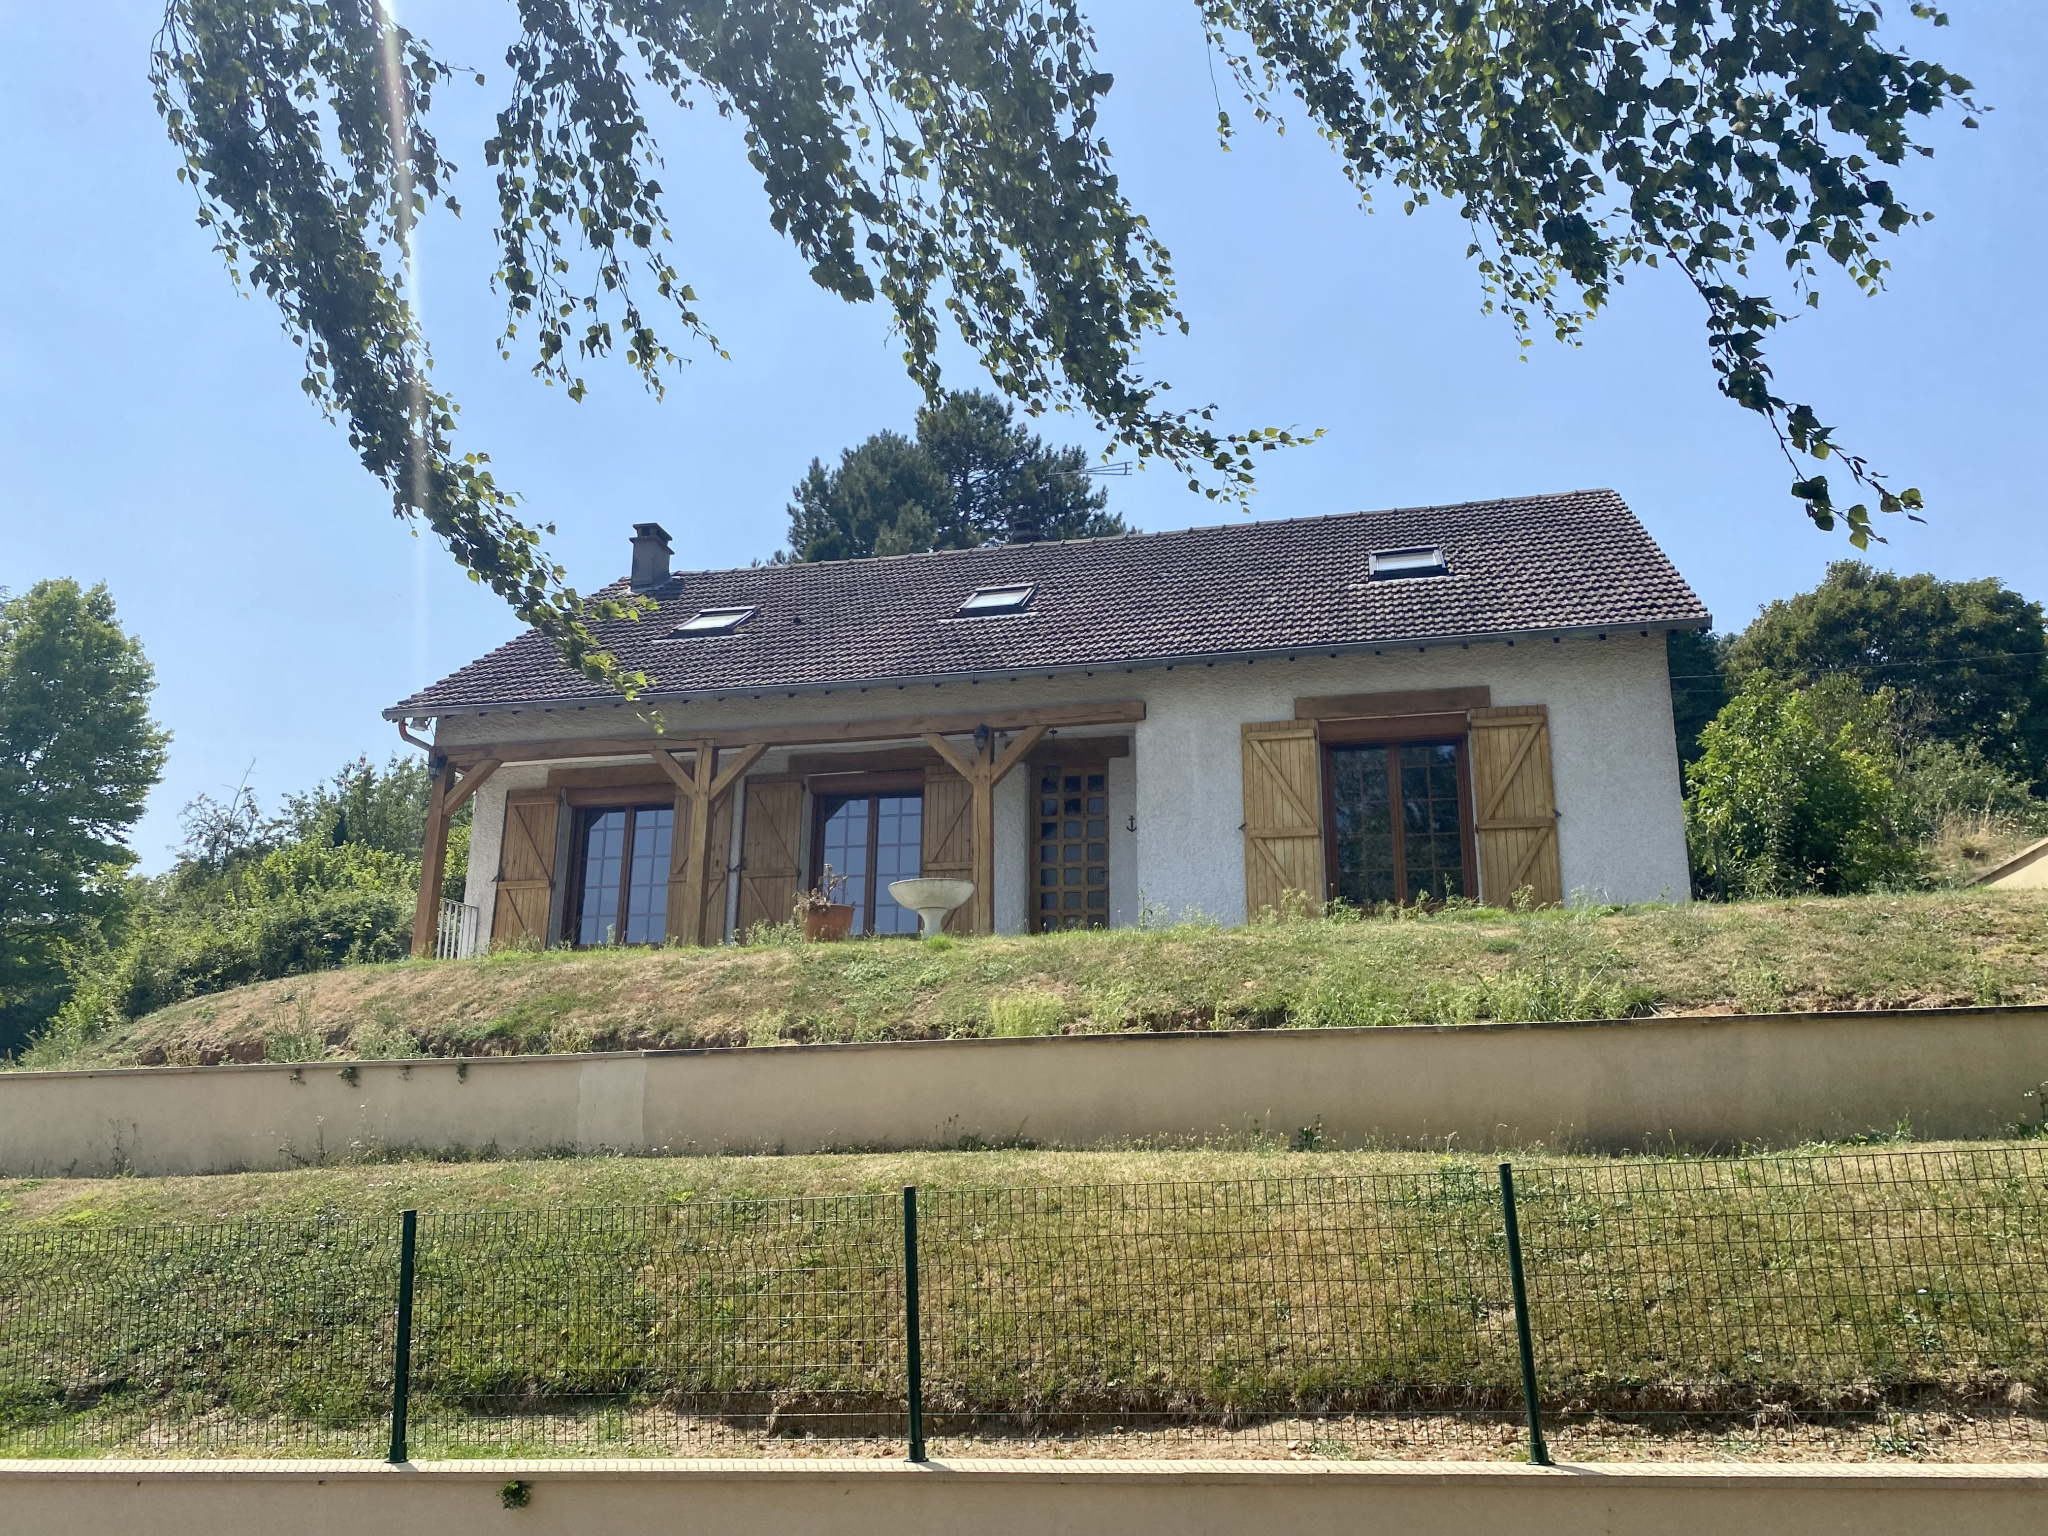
[795,866,855,942]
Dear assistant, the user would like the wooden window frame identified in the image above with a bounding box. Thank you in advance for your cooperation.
[1316,712,1473,746]
[563,801,673,947]
[562,782,674,809]
[1294,686,1491,721]
[809,786,926,936]
[1319,733,1479,909]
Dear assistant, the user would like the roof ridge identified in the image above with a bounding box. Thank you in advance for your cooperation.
[637,488,1621,589]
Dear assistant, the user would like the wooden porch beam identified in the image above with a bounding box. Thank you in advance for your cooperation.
[441,700,1146,768]
[922,732,979,783]
[707,742,768,803]
[442,758,501,818]
[920,724,1047,935]
[988,725,1048,787]
[671,741,768,946]
[650,749,695,792]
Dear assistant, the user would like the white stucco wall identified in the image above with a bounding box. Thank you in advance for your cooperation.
[441,630,1690,940]
[1123,633,1691,916]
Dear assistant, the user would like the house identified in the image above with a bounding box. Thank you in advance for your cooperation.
[388,489,1709,955]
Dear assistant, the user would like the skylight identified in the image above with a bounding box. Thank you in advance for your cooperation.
[955,583,1036,616]
[669,606,755,636]
[1368,547,1447,580]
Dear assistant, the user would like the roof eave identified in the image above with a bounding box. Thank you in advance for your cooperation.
[383,613,1713,723]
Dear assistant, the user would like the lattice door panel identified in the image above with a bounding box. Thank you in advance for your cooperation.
[1033,765,1109,932]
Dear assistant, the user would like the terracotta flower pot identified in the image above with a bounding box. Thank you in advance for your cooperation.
[802,904,856,942]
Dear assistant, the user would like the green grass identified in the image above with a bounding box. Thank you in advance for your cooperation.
[4,1144,2047,1459]
[23,890,2048,1070]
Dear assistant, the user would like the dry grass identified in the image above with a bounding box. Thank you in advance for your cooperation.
[22,891,2048,1072]
[1923,813,2045,889]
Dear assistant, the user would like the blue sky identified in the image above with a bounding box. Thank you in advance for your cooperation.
[3,2,2043,873]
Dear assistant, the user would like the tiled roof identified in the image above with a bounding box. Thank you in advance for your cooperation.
[387,489,1709,717]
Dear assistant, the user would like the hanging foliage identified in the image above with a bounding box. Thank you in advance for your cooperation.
[152,0,1974,690]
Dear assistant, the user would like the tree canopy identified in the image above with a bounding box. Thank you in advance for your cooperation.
[154,0,1975,688]
[1685,670,1910,897]
[786,389,1127,560]
[0,582,168,1054]
[1725,562,2048,786]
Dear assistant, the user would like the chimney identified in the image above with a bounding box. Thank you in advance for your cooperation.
[629,522,673,592]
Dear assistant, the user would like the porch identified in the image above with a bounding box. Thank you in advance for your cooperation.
[408,700,1146,957]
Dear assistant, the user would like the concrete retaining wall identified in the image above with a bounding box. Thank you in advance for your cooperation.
[4,1006,2046,1177]
[3,1458,2044,1536]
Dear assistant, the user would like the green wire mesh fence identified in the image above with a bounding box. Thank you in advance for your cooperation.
[0,1214,398,1457]
[4,1147,2047,1461]
[1513,1149,2048,1460]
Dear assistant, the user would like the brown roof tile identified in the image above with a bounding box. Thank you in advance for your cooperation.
[386,488,1708,717]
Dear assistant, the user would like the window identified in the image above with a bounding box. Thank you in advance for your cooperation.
[669,606,755,636]
[814,792,923,935]
[568,804,673,945]
[1033,765,1109,931]
[1367,547,1447,579]
[955,583,1035,616]
[1326,740,1471,906]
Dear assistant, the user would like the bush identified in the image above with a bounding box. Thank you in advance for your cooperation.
[116,886,415,1018]
[1686,673,1914,897]
[103,841,419,1019]
[1896,740,2047,840]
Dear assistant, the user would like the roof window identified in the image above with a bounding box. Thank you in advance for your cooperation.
[1368,546,1447,580]
[668,606,755,636]
[955,583,1036,616]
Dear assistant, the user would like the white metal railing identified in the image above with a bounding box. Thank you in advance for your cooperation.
[435,899,480,960]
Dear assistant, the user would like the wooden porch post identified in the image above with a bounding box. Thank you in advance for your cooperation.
[923,726,1047,935]
[410,759,455,958]
[655,740,767,945]
[410,756,502,959]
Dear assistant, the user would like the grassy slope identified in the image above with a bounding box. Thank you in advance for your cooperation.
[6,1144,2047,1460]
[35,891,2048,1069]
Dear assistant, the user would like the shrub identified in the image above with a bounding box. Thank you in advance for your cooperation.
[1897,740,2047,840]
[1685,673,1914,897]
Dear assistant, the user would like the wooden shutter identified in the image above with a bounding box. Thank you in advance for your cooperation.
[665,792,736,944]
[1470,705,1564,906]
[736,779,803,933]
[491,791,558,946]
[1241,721,1324,918]
[921,768,974,935]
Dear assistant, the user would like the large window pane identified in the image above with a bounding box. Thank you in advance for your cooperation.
[576,810,627,945]
[871,795,924,934]
[1331,741,1465,907]
[1399,742,1466,902]
[819,796,871,933]
[623,806,673,944]
[1330,745,1395,906]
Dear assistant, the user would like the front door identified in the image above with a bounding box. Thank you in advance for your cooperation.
[1032,763,1110,931]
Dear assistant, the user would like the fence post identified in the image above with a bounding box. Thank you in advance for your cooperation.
[388,1209,418,1465]
[902,1185,926,1463]
[1498,1164,1552,1467]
